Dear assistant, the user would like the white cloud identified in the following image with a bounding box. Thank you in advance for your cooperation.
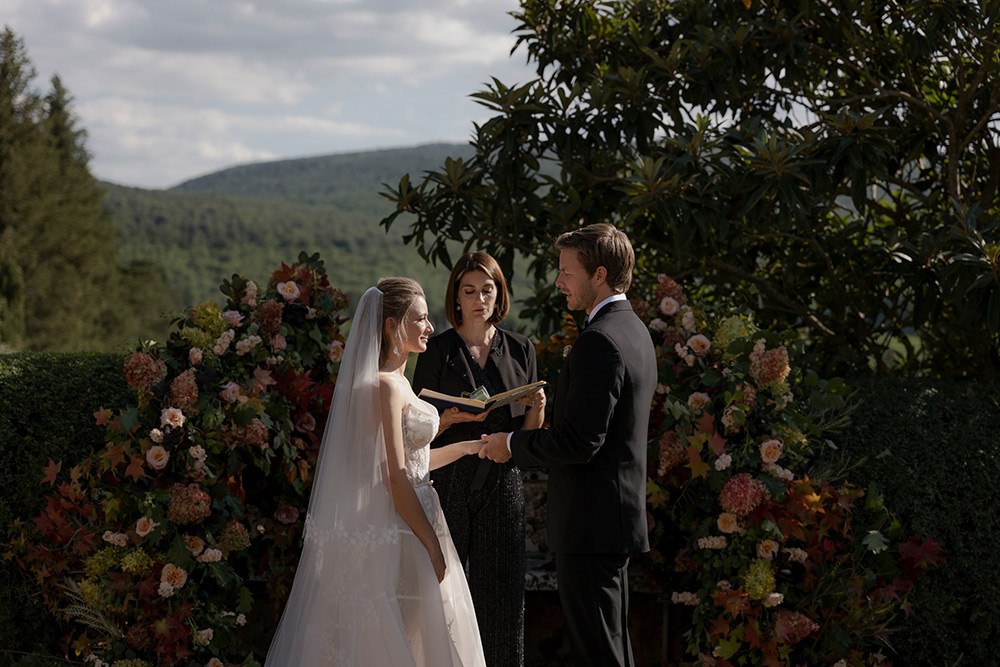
[4,0,531,187]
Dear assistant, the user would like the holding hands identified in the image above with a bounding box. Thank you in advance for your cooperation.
[478,432,512,463]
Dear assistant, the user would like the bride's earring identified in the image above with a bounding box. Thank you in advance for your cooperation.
[393,344,398,355]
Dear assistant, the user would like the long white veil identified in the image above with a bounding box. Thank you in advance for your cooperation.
[266,286,414,666]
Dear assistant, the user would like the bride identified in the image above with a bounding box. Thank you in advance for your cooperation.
[265,277,487,666]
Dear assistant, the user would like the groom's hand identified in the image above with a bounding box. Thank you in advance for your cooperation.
[479,432,512,463]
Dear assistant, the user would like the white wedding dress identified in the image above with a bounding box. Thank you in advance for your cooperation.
[395,397,486,666]
[264,286,485,667]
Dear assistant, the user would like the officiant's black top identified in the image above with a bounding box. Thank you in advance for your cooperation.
[413,327,537,447]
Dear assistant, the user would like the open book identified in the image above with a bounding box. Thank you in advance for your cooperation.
[418,380,546,415]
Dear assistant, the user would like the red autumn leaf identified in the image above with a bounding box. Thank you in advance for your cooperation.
[695,412,716,435]
[124,455,147,482]
[74,529,95,556]
[709,616,731,638]
[41,459,61,486]
[103,443,126,468]
[94,406,112,425]
[707,430,727,456]
[253,366,277,395]
[899,536,946,570]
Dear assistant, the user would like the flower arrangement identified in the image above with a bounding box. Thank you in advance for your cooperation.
[635,275,944,666]
[9,253,349,666]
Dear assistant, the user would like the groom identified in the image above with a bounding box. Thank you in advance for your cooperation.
[479,223,656,667]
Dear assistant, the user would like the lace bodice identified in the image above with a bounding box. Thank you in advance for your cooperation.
[402,398,439,486]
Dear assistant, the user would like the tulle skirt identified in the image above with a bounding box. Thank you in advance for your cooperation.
[397,480,486,667]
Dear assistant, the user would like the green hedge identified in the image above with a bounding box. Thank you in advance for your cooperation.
[0,353,131,664]
[2,359,997,665]
[828,379,1000,666]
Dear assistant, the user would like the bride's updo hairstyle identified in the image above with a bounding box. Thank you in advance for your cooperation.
[376,276,425,367]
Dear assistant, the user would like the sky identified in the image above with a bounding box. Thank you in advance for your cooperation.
[3,0,535,189]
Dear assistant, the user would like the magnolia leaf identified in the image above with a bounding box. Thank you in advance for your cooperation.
[863,530,889,554]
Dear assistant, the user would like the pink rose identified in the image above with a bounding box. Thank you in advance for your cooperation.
[274,502,300,525]
[295,412,316,433]
[189,347,203,365]
[763,592,784,607]
[219,381,241,403]
[277,281,301,301]
[149,428,163,443]
[135,516,159,537]
[146,445,170,470]
[659,296,679,316]
[271,334,287,352]
[160,407,185,429]
[327,340,344,362]
[158,581,175,597]
[242,280,258,306]
[198,548,223,563]
[222,310,245,328]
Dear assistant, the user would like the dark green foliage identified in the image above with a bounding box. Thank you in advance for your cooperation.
[381,0,1000,380]
[0,352,131,663]
[824,378,1000,665]
[0,27,178,354]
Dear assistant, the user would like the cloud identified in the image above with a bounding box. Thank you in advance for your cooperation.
[5,0,532,187]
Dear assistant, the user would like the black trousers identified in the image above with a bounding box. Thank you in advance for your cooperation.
[555,552,633,667]
[432,457,526,667]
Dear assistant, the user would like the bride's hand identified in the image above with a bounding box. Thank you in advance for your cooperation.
[427,540,447,583]
[457,439,486,456]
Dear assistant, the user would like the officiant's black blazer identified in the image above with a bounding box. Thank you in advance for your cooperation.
[413,327,536,447]
[510,300,656,554]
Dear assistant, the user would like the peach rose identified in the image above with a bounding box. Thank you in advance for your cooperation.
[206,659,224,667]
[189,347,203,365]
[762,592,784,608]
[160,563,188,589]
[760,438,784,464]
[277,281,301,301]
[146,445,170,470]
[327,340,344,362]
[184,535,206,556]
[686,334,712,357]
[135,516,159,537]
[270,334,287,352]
[198,548,223,563]
[160,407,185,429]
[717,512,739,534]
[687,391,711,413]
[149,428,163,443]
[757,539,780,560]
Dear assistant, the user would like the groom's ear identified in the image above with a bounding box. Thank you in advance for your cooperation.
[593,265,608,286]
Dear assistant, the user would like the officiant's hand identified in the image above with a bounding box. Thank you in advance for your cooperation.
[478,432,512,463]
[516,388,546,412]
[439,405,492,432]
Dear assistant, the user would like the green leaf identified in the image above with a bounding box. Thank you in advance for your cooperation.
[863,530,890,554]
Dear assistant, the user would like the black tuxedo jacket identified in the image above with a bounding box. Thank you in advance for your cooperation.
[510,300,656,554]
[413,327,537,447]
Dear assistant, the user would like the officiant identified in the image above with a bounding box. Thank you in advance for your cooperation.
[413,251,545,667]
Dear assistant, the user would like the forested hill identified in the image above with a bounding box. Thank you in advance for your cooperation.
[103,143,475,325]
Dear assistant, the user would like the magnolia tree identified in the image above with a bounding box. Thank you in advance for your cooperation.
[382,0,1000,379]
[10,253,347,666]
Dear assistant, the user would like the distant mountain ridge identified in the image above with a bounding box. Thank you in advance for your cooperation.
[101,143,476,325]
[172,142,475,203]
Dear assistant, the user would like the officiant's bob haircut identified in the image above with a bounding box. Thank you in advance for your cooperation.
[556,223,634,293]
[445,251,510,328]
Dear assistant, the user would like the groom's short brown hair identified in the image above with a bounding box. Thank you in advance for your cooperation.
[556,223,634,293]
